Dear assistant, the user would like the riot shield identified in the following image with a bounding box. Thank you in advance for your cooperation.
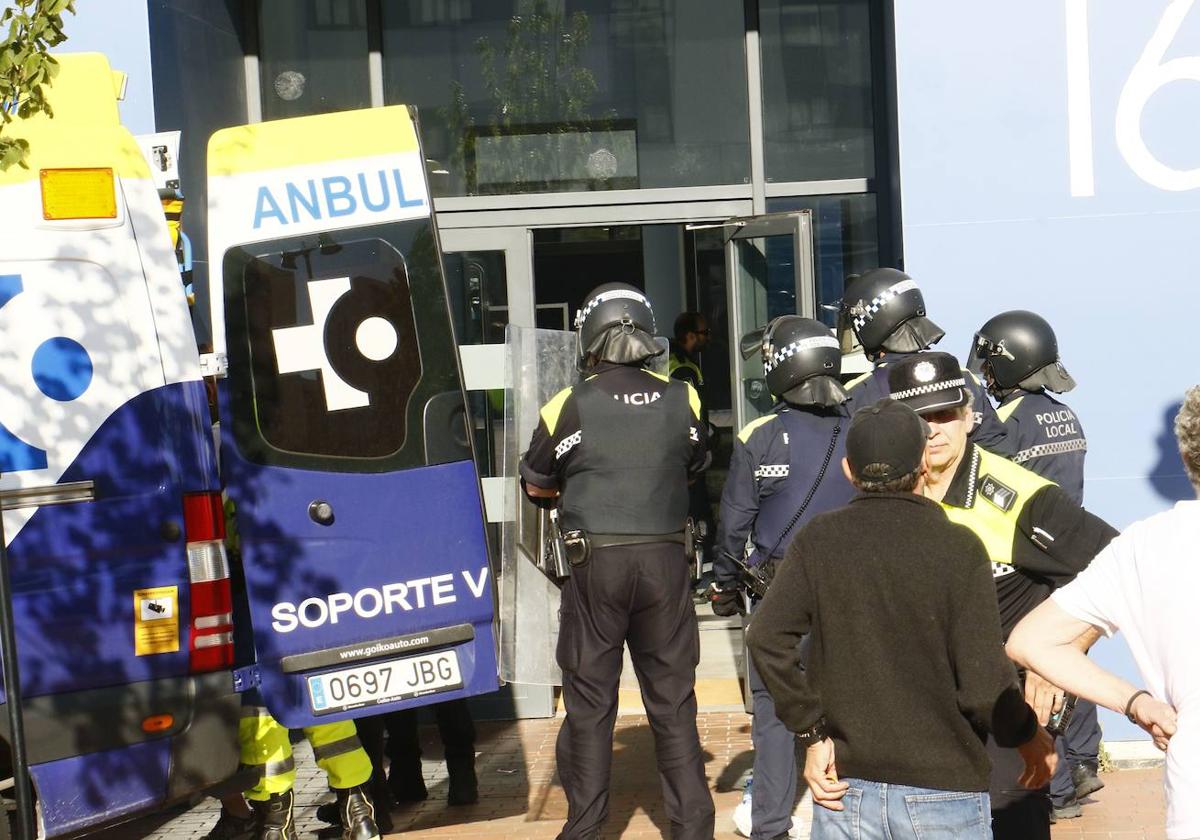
[499,325,576,685]
[499,329,671,686]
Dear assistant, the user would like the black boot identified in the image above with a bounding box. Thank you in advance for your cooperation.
[446,756,478,806]
[316,786,393,834]
[248,791,297,840]
[202,807,257,840]
[337,785,381,840]
[387,762,428,804]
[1071,760,1105,799]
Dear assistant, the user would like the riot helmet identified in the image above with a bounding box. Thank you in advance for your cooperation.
[967,309,1075,395]
[574,282,662,369]
[837,268,944,357]
[740,316,848,408]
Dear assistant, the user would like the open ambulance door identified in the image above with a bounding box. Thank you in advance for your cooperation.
[206,107,498,728]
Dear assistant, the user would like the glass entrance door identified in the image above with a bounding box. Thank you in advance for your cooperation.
[725,211,816,431]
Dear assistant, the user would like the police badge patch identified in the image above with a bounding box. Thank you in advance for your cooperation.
[979,475,1017,512]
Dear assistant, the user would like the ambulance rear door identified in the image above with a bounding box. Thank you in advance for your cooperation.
[207,107,498,728]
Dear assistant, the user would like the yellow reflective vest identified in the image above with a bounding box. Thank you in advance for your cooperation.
[939,445,1053,571]
[668,351,704,386]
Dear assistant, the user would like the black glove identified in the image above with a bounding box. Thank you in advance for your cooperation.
[707,582,744,617]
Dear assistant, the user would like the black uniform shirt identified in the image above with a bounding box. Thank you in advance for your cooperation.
[997,390,1087,504]
[714,404,853,585]
[520,362,707,491]
[940,443,1117,636]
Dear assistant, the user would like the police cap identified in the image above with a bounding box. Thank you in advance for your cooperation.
[887,352,969,416]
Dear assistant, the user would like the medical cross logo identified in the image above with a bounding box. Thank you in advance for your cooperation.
[0,274,95,473]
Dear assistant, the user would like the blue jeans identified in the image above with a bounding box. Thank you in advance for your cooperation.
[812,778,991,839]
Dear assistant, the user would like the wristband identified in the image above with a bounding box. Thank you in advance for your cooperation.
[1124,689,1152,723]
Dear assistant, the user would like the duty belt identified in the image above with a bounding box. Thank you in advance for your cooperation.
[562,526,692,569]
[589,532,687,549]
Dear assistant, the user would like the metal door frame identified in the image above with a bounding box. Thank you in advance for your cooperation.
[724,211,816,432]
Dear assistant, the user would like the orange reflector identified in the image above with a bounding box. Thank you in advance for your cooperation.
[40,168,118,220]
[141,714,175,733]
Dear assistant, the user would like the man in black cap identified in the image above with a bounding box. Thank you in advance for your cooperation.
[708,315,857,840]
[747,398,1056,839]
[886,352,1117,840]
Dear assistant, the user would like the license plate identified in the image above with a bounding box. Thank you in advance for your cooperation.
[307,650,462,715]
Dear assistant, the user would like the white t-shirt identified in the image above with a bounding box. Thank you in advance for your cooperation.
[1053,499,1200,840]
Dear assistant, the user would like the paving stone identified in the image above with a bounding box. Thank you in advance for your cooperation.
[92,713,1167,839]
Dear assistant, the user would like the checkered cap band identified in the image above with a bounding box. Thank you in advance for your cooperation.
[992,562,1017,578]
[763,335,840,373]
[852,279,920,330]
[574,289,652,329]
[889,377,966,401]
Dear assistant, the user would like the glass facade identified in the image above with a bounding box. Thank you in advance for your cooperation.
[240,1,893,356]
[381,0,751,197]
[259,0,371,120]
[767,193,879,327]
[759,0,876,182]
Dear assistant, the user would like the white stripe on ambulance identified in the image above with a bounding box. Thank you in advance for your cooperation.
[270,567,490,633]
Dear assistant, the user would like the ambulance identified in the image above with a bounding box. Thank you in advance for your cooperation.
[0,53,497,836]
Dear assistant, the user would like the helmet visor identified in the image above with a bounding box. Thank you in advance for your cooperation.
[739,326,767,361]
[966,332,1012,379]
[965,332,990,377]
[836,308,862,356]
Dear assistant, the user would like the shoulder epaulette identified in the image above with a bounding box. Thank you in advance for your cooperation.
[737,414,778,444]
[846,371,873,390]
[540,386,575,435]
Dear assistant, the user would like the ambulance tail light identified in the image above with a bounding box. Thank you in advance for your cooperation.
[183,492,234,674]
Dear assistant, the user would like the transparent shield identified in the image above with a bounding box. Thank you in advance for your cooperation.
[499,327,669,686]
[499,325,577,686]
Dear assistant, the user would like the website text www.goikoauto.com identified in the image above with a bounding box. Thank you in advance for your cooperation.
[337,636,431,661]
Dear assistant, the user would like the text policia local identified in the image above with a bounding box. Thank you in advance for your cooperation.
[271,568,490,633]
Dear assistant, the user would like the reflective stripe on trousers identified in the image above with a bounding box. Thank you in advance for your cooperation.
[239,707,373,801]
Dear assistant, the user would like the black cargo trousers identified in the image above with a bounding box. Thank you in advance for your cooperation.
[555,541,715,840]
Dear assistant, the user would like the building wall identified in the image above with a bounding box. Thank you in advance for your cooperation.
[894,2,1200,740]
[147,0,250,342]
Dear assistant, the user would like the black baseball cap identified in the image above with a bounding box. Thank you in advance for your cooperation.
[887,352,970,415]
[846,398,930,484]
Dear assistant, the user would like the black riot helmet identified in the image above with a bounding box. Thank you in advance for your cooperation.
[837,268,945,357]
[967,309,1076,395]
[740,316,848,408]
[573,282,662,369]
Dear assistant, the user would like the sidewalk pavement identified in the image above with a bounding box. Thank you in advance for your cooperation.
[99,711,1167,839]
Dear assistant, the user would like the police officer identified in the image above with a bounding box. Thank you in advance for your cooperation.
[967,310,1102,819]
[837,267,1014,456]
[520,283,714,840]
[707,316,856,840]
[887,353,1116,840]
[668,311,710,398]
